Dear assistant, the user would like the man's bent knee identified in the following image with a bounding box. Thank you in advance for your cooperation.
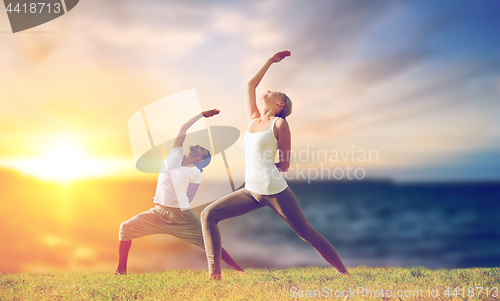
[119,221,132,241]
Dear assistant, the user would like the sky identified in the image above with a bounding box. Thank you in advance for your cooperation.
[1,0,500,274]
[1,0,500,183]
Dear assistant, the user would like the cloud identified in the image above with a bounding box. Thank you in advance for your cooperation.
[297,58,500,141]
[66,1,209,59]
[279,0,400,62]
[93,22,206,58]
[14,34,59,62]
[211,8,285,48]
[334,50,430,99]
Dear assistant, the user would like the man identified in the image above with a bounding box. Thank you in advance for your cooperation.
[116,108,243,274]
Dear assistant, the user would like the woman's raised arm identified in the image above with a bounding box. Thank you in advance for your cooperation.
[246,50,291,121]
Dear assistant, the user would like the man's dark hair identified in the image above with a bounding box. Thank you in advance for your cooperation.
[194,149,211,173]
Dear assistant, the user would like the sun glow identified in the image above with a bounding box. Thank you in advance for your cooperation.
[0,135,129,182]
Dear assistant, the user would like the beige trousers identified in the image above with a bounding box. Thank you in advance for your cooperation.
[119,204,205,249]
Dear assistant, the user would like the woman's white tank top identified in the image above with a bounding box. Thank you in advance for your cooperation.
[243,116,288,195]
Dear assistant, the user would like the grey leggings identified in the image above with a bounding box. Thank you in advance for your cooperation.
[200,187,346,274]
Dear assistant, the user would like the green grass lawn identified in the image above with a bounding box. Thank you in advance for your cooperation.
[1,266,499,300]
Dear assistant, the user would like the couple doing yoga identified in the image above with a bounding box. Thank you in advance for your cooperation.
[117,50,349,279]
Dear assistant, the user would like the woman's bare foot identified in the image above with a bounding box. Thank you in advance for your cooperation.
[205,273,221,281]
[337,269,351,278]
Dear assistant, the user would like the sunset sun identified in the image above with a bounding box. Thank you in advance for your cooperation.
[35,137,101,182]
[1,135,118,183]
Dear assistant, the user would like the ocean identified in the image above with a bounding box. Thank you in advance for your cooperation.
[1,168,499,272]
[217,180,500,269]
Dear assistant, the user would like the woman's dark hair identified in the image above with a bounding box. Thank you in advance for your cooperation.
[194,149,211,173]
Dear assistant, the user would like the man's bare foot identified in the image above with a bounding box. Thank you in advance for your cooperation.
[237,270,244,274]
[205,273,221,281]
[115,269,127,275]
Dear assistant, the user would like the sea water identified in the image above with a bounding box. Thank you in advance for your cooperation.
[220,180,500,269]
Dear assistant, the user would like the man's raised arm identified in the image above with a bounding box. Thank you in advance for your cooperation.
[173,109,220,148]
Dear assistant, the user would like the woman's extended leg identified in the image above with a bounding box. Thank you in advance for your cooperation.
[201,188,264,277]
[255,187,348,274]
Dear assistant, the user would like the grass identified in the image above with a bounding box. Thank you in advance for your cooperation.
[1,266,499,300]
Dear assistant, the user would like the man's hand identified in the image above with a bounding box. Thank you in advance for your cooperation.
[202,108,220,118]
[270,50,291,63]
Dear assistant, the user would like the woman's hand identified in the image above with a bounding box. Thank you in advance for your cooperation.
[270,50,291,63]
[202,108,220,118]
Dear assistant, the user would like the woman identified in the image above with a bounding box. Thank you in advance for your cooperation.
[201,50,349,280]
